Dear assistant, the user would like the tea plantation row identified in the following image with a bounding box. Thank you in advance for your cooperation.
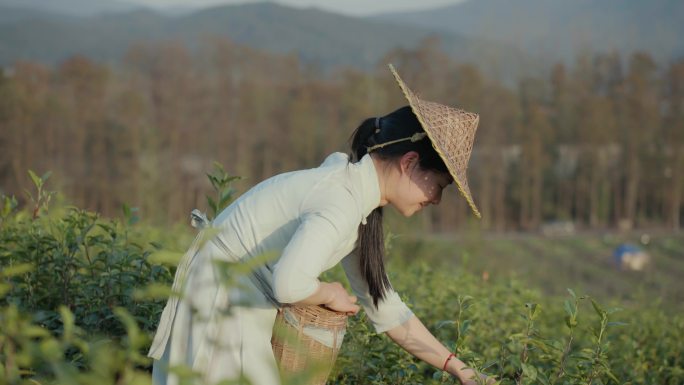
[1,176,682,384]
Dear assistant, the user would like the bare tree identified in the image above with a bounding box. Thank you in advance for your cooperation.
[663,59,684,230]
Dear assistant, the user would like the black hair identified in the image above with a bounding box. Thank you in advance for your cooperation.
[349,105,448,307]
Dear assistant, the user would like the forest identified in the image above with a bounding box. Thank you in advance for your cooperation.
[2,37,682,232]
[2,16,684,383]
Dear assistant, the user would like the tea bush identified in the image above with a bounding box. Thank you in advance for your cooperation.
[329,259,684,384]
[1,171,682,385]
[1,207,172,336]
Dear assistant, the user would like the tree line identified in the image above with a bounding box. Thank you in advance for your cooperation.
[1,37,682,232]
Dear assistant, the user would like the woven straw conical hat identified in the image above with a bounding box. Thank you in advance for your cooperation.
[389,64,481,218]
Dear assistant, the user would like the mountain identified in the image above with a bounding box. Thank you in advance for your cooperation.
[0,6,75,25]
[0,2,536,80]
[0,9,168,66]
[0,0,141,17]
[1,0,681,83]
[375,0,684,64]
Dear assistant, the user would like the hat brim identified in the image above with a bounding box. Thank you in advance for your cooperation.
[389,64,481,218]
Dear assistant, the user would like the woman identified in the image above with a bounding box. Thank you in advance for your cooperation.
[148,65,490,385]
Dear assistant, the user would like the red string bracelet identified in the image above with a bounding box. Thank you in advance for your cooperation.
[442,352,456,371]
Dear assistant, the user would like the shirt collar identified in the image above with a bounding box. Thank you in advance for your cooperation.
[320,152,381,225]
[355,153,382,224]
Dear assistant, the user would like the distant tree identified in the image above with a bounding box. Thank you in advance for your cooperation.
[467,71,517,231]
[573,53,620,227]
[663,59,684,230]
[124,43,197,221]
[516,78,552,230]
[549,63,578,221]
[108,65,153,219]
[0,62,53,203]
[2,38,681,232]
[381,37,452,101]
[618,52,660,229]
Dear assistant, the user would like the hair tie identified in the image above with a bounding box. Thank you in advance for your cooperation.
[442,353,456,371]
[366,132,427,153]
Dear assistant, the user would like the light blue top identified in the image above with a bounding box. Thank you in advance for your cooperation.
[212,152,413,332]
[148,152,414,363]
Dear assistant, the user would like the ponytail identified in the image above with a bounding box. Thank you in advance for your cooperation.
[348,106,448,308]
[349,117,376,162]
[349,118,392,308]
[357,208,388,308]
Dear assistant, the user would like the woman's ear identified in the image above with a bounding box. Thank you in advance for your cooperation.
[399,151,420,174]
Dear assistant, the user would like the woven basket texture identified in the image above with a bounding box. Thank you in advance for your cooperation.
[412,98,479,215]
[389,63,481,218]
[271,305,347,385]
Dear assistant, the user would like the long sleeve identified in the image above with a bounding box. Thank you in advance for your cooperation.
[341,252,414,333]
[272,185,359,304]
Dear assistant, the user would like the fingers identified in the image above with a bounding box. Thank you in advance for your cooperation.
[347,296,359,315]
[328,302,358,315]
[344,305,360,316]
[332,297,360,315]
[325,281,360,315]
[345,293,359,314]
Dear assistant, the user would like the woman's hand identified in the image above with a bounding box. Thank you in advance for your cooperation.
[458,368,497,385]
[295,281,360,315]
[321,281,360,315]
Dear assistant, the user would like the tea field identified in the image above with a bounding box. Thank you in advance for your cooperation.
[390,230,684,307]
[1,174,682,384]
[330,232,684,384]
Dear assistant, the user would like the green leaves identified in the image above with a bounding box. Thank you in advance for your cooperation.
[0,263,34,277]
[122,203,140,226]
[0,197,175,384]
[24,169,56,219]
[0,194,18,219]
[0,203,173,338]
[133,283,174,301]
[206,162,241,218]
[28,170,51,189]
[563,301,577,328]
[521,362,537,381]
[0,170,681,385]
[590,298,607,320]
[525,302,540,320]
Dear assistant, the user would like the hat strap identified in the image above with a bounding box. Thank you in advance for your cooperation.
[367,132,427,153]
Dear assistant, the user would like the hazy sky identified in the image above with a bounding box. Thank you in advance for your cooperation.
[131,0,466,16]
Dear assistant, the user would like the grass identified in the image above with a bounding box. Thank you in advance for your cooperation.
[390,231,684,312]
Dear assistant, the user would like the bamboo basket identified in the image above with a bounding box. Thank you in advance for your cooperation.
[271,305,348,385]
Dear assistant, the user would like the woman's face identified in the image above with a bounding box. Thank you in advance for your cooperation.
[391,161,452,217]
